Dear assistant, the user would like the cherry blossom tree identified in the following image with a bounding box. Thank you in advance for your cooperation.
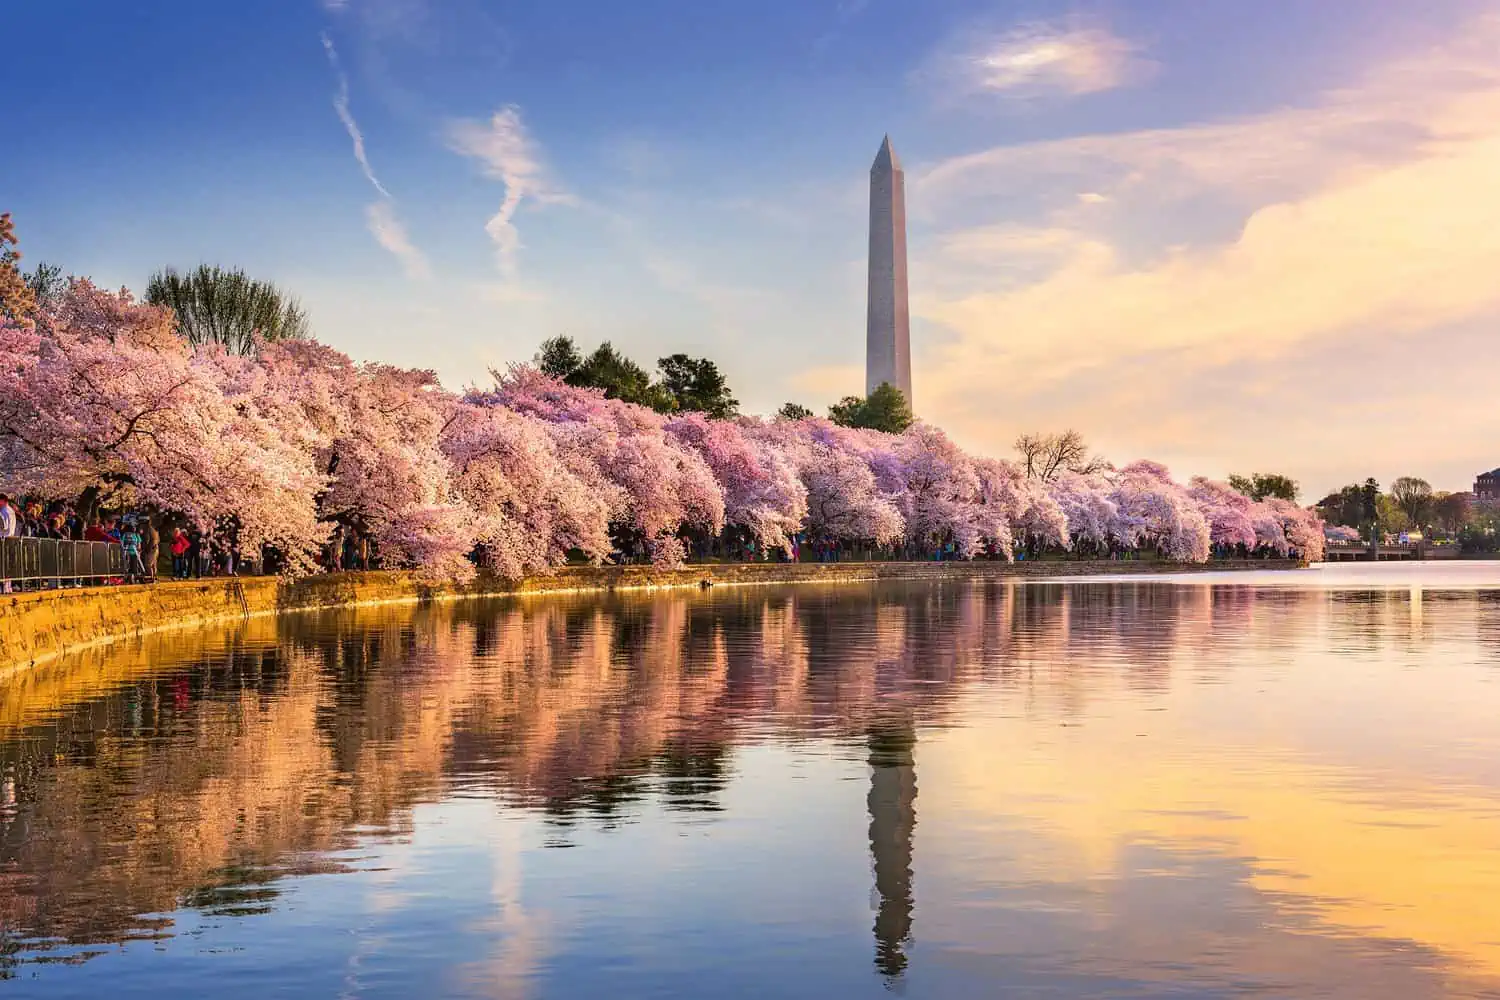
[666,413,807,551]
[750,418,902,545]
[441,399,613,578]
[1111,461,1211,562]
[0,281,327,565]
[484,367,725,565]
[1188,477,1258,552]
[886,424,1010,557]
[247,340,468,572]
[1325,524,1362,544]
[1249,503,1290,556]
[1048,471,1123,553]
[1268,497,1325,562]
[0,279,1327,578]
[975,458,1068,553]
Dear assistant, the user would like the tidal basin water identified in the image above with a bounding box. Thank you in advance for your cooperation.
[4,564,1500,998]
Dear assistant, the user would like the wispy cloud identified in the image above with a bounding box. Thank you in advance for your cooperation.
[923,17,1152,102]
[366,202,431,280]
[447,106,573,282]
[322,32,389,198]
[320,30,430,281]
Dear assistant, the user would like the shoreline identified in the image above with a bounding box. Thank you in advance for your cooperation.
[0,559,1303,677]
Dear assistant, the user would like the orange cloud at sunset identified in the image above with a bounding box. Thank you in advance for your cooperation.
[911,12,1500,496]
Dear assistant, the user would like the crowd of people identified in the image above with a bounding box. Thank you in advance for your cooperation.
[0,492,277,589]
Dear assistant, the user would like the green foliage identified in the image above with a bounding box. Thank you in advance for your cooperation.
[1316,478,1382,531]
[828,383,913,434]
[536,335,583,380]
[1433,491,1472,535]
[1390,476,1435,528]
[1460,508,1500,554]
[827,395,864,427]
[657,353,738,419]
[1376,493,1410,533]
[146,265,309,355]
[24,261,65,310]
[533,338,739,417]
[776,402,814,421]
[1228,472,1299,502]
[576,342,672,410]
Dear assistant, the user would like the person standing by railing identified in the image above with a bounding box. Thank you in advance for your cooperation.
[120,519,147,583]
[0,494,15,594]
[170,527,190,579]
[141,516,159,582]
[18,501,41,537]
[194,529,212,578]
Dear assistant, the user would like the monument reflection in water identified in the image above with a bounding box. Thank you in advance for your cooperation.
[2,573,1500,999]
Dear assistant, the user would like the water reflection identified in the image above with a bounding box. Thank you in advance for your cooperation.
[0,573,1497,998]
[868,722,916,983]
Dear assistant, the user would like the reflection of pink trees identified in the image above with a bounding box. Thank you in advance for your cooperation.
[0,578,1282,953]
[0,284,1324,573]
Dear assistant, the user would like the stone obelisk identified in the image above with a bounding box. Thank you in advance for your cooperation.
[866,135,912,409]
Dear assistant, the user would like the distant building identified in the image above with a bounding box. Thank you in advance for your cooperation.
[1475,469,1500,504]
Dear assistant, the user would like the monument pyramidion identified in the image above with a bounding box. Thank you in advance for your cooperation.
[866,135,912,410]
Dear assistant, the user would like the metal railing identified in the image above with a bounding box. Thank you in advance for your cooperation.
[0,538,125,586]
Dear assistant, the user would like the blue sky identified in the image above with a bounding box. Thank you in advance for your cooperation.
[7,0,1499,497]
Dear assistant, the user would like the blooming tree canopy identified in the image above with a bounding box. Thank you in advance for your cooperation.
[0,282,1326,576]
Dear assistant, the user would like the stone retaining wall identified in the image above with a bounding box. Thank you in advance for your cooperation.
[0,559,1299,675]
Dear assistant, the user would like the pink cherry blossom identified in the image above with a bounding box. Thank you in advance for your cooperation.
[1111,461,1211,562]
[0,286,1329,576]
[483,367,725,566]
[975,458,1068,552]
[1187,477,1259,552]
[442,399,613,578]
[666,413,807,550]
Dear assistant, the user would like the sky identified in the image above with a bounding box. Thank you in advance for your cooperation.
[6,0,1499,500]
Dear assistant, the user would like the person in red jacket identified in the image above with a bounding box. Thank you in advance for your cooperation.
[169,527,191,579]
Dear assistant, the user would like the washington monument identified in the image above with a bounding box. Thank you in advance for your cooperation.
[866,135,912,408]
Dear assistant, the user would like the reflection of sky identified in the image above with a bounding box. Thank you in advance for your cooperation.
[7,567,1500,998]
[919,578,1500,996]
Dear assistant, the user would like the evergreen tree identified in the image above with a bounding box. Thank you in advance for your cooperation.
[536,335,583,380]
[828,383,913,434]
[657,353,738,418]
